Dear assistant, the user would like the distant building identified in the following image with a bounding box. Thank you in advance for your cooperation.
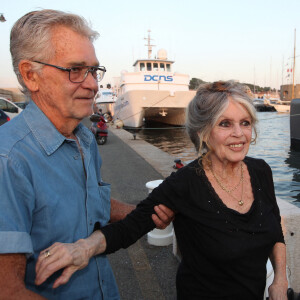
[280,84,300,101]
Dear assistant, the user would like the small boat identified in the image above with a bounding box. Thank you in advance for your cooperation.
[264,98,290,113]
[112,31,196,128]
[252,97,276,112]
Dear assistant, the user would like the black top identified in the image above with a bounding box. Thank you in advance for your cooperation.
[102,157,284,299]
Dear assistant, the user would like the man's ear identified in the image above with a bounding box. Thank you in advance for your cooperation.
[18,60,40,92]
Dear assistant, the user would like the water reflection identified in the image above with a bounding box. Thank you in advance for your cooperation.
[137,112,300,207]
[137,126,197,163]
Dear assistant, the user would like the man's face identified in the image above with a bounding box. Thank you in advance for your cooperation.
[35,26,99,125]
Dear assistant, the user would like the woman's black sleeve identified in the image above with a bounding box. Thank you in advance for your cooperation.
[101,169,187,254]
[101,196,157,254]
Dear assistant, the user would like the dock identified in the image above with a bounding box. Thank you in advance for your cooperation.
[96,125,179,300]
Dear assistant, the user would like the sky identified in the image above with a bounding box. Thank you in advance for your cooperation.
[0,0,300,90]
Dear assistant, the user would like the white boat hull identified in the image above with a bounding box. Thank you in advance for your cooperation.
[113,90,196,127]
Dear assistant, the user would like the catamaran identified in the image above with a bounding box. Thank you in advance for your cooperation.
[112,30,196,128]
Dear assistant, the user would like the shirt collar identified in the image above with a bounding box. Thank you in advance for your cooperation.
[23,101,93,155]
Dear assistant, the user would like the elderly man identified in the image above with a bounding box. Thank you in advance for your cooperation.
[0,10,173,299]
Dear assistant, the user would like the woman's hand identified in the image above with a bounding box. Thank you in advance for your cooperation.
[268,281,288,300]
[35,231,106,288]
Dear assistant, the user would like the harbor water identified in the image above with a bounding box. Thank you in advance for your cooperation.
[136,112,300,208]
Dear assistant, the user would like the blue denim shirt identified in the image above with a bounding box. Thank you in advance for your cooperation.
[0,101,119,299]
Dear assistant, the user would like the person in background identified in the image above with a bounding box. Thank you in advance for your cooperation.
[36,80,288,300]
[0,9,173,299]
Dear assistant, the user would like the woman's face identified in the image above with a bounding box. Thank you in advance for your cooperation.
[207,99,253,164]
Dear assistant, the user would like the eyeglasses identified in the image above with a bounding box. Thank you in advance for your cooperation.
[33,61,106,83]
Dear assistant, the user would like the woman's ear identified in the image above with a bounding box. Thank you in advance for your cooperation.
[18,60,40,92]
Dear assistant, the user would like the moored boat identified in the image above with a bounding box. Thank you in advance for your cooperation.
[252,97,276,112]
[112,31,196,128]
[264,98,291,113]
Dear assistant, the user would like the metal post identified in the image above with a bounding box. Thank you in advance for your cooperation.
[292,29,296,100]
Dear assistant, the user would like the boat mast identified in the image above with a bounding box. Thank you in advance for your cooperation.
[144,30,156,59]
[292,28,296,100]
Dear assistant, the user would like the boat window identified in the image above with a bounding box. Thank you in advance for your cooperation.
[160,63,165,71]
[140,63,145,71]
[153,63,158,71]
[166,64,171,71]
[147,63,152,71]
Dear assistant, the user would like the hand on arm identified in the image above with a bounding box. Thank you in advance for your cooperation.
[0,254,46,299]
[35,231,107,288]
[110,198,175,229]
[268,242,288,300]
[35,199,175,289]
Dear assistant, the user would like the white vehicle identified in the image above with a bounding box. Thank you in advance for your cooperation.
[0,97,23,119]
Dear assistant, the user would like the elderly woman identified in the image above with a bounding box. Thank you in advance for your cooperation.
[36,81,288,299]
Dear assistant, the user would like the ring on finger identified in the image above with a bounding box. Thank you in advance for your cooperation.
[44,249,51,258]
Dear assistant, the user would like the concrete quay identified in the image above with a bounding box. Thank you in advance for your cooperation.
[94,123,300,297]
[98,126,179,300]
[277,198,300,292]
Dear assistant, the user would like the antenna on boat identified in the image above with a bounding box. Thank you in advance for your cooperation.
[144,30,156,59]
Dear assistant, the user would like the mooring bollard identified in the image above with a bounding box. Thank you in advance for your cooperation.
[146,180,174,246]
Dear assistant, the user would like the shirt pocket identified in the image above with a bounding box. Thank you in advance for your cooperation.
[97,182,111,226]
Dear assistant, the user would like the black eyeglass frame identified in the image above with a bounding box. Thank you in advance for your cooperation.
[33,61,106,83]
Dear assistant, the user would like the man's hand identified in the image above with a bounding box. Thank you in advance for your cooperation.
[152,204,175,229]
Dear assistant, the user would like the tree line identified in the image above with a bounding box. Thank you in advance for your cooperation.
[189,78,277,92]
